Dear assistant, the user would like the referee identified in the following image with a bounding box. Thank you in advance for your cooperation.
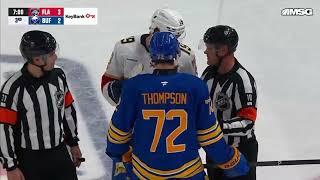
[0,30,82,180]
[200,25,258,180]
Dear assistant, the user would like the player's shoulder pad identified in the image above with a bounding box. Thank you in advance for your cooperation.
[116,35,140,47]
[126,73,149,83]
[114,35,141,54]
[122,74,149,93]
[178,73,204,85]
[181,73,209,95]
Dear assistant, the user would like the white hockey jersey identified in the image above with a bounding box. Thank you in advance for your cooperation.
[105,34,197,79]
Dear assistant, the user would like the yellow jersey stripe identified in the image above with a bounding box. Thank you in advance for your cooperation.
[133,161,166,180]
[199,132,224,147]
[133,168,148,180]
[107,132,131,144]
[109,121,131,136]
[108,128,132,142]
[133,154,200,175]
[197,121,219,135]
[185,163,204,178]
[197,126,222,142]
[133,159,203,179]
[177,159,203,178]
[132,155,203,178]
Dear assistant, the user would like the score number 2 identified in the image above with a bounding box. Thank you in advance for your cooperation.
[142,109,187,153]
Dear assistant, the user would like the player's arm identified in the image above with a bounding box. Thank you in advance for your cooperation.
[101,72,123,106]
[0,77,19,171]
[59,71,79,147]
[106,79,137,158]
[222,79,257,136]
[106,79,137,178]
[179,43,198,76]
[101,42,125,106]
[195,81,249,178]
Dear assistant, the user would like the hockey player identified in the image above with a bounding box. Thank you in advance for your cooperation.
[0,30,82,180]
[106,32,249,179]
[101,8,198,106]
[200,25,258,180]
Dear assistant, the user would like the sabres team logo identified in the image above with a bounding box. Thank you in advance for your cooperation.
[55,90,64,109]
[214,92,230,111]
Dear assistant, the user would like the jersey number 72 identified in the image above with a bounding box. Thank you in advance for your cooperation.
[142,109,187,153]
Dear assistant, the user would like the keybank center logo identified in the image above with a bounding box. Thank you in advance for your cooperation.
[281,8,313,16]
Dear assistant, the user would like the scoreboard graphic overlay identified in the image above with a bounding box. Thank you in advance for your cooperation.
[8,8,97,25]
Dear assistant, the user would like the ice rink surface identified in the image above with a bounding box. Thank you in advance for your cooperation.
[1,0,320,179]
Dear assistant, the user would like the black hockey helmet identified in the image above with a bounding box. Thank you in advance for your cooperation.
[20,30,57,61]
[203,25,238,53]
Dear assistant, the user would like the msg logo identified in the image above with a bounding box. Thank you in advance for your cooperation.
[281,8,313,16]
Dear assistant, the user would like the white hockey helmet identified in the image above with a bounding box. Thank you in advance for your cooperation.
[149,8,186,39]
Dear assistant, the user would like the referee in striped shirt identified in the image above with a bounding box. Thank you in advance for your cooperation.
[0,30,82,180]
[200,25,258,180]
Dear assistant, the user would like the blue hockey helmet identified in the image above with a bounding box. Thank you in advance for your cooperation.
[149,32,181,63]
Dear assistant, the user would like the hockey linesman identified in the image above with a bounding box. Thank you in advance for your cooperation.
[106,32,249,179]
[101,8,198,106]
[200,25,258,180]
[0,30,82,180]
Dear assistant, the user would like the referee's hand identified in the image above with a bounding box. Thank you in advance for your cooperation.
[70,145,83,168]
[7,168,25,180]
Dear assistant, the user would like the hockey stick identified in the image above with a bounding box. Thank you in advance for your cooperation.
[204,159,320,168]
[255,159,320,166]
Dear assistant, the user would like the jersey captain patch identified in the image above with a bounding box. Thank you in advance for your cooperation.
[214,92,230,111]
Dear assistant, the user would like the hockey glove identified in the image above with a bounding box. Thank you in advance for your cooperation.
[219,148,250,178]
[108,80,123,105]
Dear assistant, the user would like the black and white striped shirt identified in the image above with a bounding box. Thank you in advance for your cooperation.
[0,63,79,170]
[201,60,257,147]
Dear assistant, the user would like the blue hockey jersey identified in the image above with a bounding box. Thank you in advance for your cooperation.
[106,70,246,179]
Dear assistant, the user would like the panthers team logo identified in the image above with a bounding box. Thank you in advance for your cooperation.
[31,8,39,16]
[214,92,230,111]
[55,90,64,109]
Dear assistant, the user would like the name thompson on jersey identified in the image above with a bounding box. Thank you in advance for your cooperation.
[101,8,198,106]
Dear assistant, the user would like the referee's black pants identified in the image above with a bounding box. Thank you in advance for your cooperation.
[17,143,78,180]
[206,138,258,180]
